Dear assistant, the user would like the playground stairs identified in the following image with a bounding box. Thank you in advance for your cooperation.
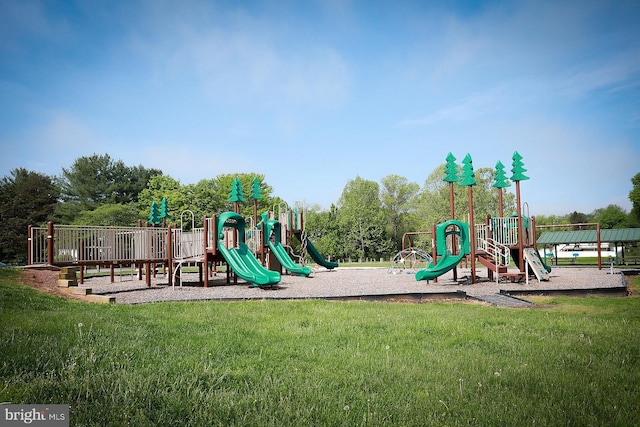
[55,267,115,303]
[59,287,115,303]
[56,267,78,287]
[476,252,508,274]
[475,252,524,282]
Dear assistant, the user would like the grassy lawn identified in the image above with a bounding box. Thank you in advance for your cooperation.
[1,268,639,426]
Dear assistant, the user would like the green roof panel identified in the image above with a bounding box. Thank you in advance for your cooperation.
[537,228,640,245]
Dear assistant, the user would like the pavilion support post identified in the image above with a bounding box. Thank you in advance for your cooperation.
[596,223,602,270]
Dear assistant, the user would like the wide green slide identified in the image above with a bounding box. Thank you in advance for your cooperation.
[264,220,312,276]
[294,231,339,270]
[415,219,470,281]
[217,212,281,286]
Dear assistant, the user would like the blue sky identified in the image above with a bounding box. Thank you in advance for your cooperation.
[1,0,639,216]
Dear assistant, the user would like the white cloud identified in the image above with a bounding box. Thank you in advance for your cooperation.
[398,85,508,127]
[129,6,351,110]
[34,112,99,150]
[140,143,261,185]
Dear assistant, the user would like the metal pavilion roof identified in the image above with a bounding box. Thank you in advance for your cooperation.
[537,228,640,245]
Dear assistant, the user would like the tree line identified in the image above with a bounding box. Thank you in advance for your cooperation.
[1,153,639,264]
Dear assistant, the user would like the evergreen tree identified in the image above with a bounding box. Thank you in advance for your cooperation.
[228,178,246,203]
[458,154,476,187]
[149,201,161,225]
[492,161,510,189]
[55,153,161,223]
[443,152,460,183]
[250,177,264,200]
[159,197,170,220]
[510,151,529,182]
[0,169,59,263]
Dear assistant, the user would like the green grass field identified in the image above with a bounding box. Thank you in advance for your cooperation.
[1,268,639,426]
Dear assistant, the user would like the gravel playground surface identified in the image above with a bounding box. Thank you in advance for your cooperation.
[78,266,627,305]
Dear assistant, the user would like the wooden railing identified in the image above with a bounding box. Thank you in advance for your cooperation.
[29,223,170,265]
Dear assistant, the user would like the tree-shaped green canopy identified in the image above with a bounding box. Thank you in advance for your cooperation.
[458,153,477,186]
[511,151,530,182]
[443,152,460,183]
[250,177,263,200]
[159,197,170,220]
[228,177,246,203]
[492,161,511,189]
[149,200,161,225]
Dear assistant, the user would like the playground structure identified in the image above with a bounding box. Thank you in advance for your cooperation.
[27,151,568,287]
[28,179,337,288]
[411,152,552,284]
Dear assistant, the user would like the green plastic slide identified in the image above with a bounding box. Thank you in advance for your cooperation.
[217,212,281,287]
[263,220,312,276]
[218,242,281,286]
[415,219,470,281]
[415,252,465,281]
[294,231,339,270]
[268,240,312,276]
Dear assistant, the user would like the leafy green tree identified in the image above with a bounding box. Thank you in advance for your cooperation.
[73,204,140,226]
[138,175,193,226]
[590,205,629,229]
[210,173,277,219]
[305,204,342,262]
[138,173,279,228]
[412,165,516,233]
[54,154,161,223]
[337,176,392,260]
[534,214,570,227]
[0,169,59,263]
[568,211,589,229]
[380,174,420,249]
[629,172,640,227]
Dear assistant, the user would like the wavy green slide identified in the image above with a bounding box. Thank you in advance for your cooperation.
[217,212,281,287]
[294,231,339,270]
[415,219,470,281]
[268,240,312,276]
[264,220,312,276]
[415,252,465,281]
